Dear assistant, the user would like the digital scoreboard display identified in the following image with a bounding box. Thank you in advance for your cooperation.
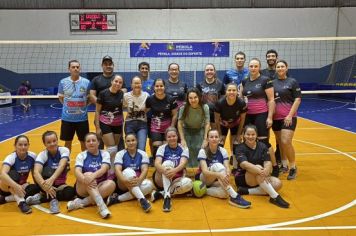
[70,12,117,32]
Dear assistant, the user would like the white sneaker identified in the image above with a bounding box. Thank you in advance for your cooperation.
[98,203,111,219]
[26,193,41,205]
[67,198,83,211]
[49,199,60,214]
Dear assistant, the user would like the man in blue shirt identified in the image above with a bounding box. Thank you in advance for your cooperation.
[223,51,249,88]
[58,60,90,152]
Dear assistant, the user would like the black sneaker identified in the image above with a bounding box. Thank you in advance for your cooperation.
[139,198,152,213]
[237,187,249,195]
[106,193,120,206]
[287,167,297,180]
[0,195,6,205]
[269,195,290,208]
[271,165,279,177]
[18,201,32,214]
[150,190,163,203]
[162,197,171,212]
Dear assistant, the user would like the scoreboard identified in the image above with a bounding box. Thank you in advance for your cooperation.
[70,12,117,32]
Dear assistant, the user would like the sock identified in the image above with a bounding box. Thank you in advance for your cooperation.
[118,191,134,202]
[289,162,296,169]
[93,193,105,208]
[5,195,15,202]
[13,194,25,205]
[282,160,288,168]
[259,181,278,198]
[131,186,145,200]
[162,175,171,198]
[225,186,238,198]
[81,197,92,207]
[248,186,267,195]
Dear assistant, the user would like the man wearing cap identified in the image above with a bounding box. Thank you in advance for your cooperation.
[89,56,127,149]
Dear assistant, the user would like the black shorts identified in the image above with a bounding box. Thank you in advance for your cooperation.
[272,117,297,131]
[99,121,122,135]
[221,125,238,136]
[245,112,269,137]
[150,132,165,142]
[234,174,258,188]
[60,120,89,142]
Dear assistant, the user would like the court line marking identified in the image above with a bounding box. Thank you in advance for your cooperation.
[33,200,356,235]
[299,117,356,134]
[36,225,356,236]
[294,138,356,162]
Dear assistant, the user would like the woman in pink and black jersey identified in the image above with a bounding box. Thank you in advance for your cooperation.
[272,60,301,180]
[145,78,178,160]
[240,58,279,177]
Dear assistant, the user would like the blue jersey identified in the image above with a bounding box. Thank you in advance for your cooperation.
[156,144,189,168]
[223,68,249,86]
[75,150,111,183]
[197,146,229,168]
[114,149,149,176]
[36,147,70,186]
[3,151,36,185]
[58,76,90,122]
[142,78,155,95]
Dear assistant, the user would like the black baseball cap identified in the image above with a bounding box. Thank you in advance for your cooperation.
[102,55,113,63]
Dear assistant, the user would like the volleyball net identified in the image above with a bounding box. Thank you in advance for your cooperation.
[0,37,355,104]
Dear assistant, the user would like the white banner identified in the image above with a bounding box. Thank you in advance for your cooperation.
[0,92,12,105]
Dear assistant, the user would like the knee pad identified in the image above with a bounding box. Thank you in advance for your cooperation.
[209,163,226,173]
[170,177,193,195]
[259,138,271,148]
[42,166,55,180]
[107,146,118,155]
[122,168,136,180]
[162,160,175,169]
[140,179,154,196]
[56,186,76,201]
[8,169,20,183]
[25,184,41,199]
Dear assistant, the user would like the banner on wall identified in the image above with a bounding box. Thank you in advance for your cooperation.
[0,92,12,105]
[130,42,229,57]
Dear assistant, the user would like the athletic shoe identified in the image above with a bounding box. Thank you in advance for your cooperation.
[269,195,290,208]
[98,203,111,219]
[162,197,171,212]
[49,199,60,214]
[18,201,32,214]
[67,198,83,211]
[287,167,297,180]
[150,190,163,203]
[106,193,120,206]
[0,195,6,204]
[25,193,41,205]
[139,198,152,213]
[229,195,251,209]
[280,166,289,174]
[237,187,249,195]
[271,165,279,177]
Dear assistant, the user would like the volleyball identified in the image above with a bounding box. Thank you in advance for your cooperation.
[192,180,207,198]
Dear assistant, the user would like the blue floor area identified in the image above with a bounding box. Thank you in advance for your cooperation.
[299,96,356,133]
[0,96,355,142]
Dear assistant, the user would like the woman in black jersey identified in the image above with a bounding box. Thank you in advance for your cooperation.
[95,75,124,163]
[234,125,289,208]
[240,58,279,177]
[146,78,178,159]
[214,83,247,167]
[272,60,301,180]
